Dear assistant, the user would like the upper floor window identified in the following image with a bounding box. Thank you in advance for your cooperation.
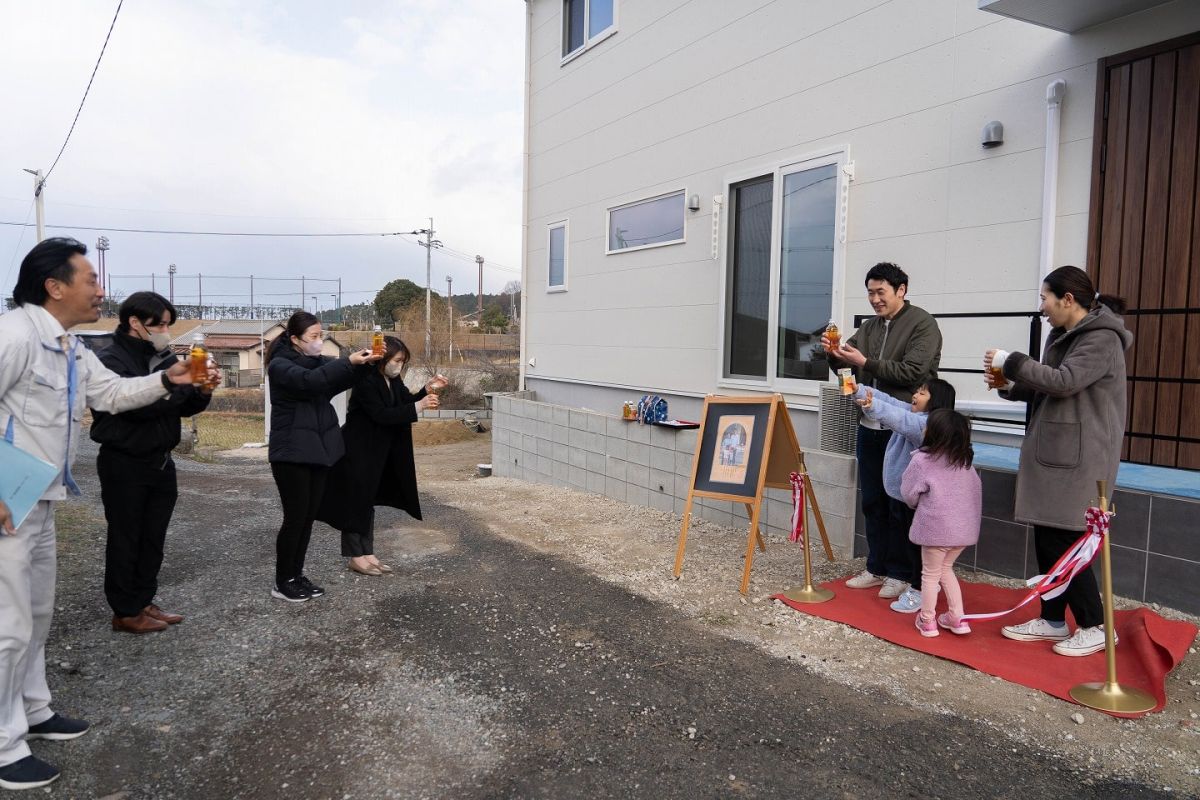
[606,190,685,254]
[563,0,616,60]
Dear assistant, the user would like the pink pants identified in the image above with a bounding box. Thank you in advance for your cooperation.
[920,545,966,620]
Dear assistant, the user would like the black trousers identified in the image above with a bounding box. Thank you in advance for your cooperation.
[895,502,922,588]
[98,448,178,618]
[341,507,375,558]
[1035,524,1104,628]
[271,462,329,584]
[856,427,910,581]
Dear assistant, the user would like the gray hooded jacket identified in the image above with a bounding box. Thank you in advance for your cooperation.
[1000,305,1133,530]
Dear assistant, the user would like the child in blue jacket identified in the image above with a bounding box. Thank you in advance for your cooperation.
[855,378,957,612]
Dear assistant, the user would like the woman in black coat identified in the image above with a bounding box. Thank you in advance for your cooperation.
[267,311,380,602]
[318,336,445,576]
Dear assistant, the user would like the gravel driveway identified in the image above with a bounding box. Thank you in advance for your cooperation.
[33,436,1194,798]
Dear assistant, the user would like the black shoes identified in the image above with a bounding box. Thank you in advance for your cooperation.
[295,576,325,598]
[25,714,90,741]
[271,576,326,603]
[0,755,60,790]
[271,578,310,603]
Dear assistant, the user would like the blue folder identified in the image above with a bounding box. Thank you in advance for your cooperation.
[0,439,59,529]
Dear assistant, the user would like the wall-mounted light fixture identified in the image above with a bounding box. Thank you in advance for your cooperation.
[982,120,1004,148]
[687,193,701,211]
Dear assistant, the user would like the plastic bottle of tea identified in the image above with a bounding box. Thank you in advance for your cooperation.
[372,325,385,357]
[190,334,208,386]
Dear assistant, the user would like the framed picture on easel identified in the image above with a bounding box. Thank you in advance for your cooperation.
[674,394,834,595]
[691,400,773,499]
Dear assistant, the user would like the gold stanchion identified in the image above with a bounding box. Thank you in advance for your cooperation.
[1068,480,1155,714]
[783,455,833,604]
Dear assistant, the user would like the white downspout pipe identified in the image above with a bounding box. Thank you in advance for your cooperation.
[1039,80,1067,286]
[518,1,533,392]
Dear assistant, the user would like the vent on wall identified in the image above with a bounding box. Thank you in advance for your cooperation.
[819,384,859,455]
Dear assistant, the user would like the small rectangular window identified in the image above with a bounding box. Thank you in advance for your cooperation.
[606,191,685,254]
[563,0,615,59]
[548,222,567,291]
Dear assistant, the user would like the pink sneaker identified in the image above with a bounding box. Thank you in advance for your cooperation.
[915,613,938,637]
[937,612,971,635]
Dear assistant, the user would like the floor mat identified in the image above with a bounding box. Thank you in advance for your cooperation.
[773,577,1197,717]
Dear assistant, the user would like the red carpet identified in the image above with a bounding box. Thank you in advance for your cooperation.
[773,577,1197,717]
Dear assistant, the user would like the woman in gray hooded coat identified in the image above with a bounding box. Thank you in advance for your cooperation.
[984,266,1131,658]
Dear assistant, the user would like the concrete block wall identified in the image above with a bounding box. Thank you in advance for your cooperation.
[417,408,493,420]
[492,392,859,553]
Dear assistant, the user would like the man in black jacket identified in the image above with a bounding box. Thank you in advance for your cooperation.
[89,292,213,633]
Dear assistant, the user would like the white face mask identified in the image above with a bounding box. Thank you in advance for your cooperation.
[384,362,405,379]
[296,337,323,357]
[133,321,171,352]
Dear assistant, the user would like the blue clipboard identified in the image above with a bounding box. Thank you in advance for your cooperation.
[0,438,59,530]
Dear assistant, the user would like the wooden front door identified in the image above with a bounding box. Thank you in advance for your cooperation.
[1088,31,1200,470]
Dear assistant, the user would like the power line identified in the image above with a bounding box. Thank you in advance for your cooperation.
[0,221,406,238]
[43,0,124,184]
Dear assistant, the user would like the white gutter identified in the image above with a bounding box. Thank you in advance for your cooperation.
[1039,79,1067,286]
[518,1,533,391]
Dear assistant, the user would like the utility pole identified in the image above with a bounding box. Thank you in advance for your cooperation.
[250,275,255,314]
[337,277,342,325]
[301,276,305,312]
[198,273,204,319]
[475,255,484,317]
[22,170,45,242]
[446,275,453,363]
[330,294,337,324]
[411,219,442,359]
[168,263,176,303]
[312,296,318,316]
[96,237,110,305]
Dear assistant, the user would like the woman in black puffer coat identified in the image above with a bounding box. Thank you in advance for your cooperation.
[266,311,379,602]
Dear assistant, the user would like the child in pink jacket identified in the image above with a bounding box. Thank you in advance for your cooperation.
[900,409,982,637]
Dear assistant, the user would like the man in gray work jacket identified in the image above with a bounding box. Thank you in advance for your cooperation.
[824,262,942,604]
[0,238,197,790]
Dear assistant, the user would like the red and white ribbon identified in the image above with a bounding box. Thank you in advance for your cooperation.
[788,471,806,545]
[960,506,1108,622]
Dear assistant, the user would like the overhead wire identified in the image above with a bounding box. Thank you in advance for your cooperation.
[0,221,407,238]
[43,0,125,184]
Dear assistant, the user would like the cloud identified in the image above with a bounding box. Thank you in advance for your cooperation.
[0,0,526,301]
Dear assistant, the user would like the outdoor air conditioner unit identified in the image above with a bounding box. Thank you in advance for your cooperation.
[818,383,859,456]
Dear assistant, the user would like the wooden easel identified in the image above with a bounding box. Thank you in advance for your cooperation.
[673,395,833,595]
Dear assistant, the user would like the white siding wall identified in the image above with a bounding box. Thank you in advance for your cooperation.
[523,0,1200,419]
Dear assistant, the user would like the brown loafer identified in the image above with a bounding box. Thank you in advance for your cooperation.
[143,604,183,625]
[112,612,168,634]
[348,561,383,577]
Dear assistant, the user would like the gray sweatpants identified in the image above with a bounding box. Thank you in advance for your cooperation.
[0,500,56,767]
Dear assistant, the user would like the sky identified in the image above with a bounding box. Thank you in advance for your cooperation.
[0,0,526,315]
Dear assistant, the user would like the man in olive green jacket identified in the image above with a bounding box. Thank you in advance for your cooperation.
[825,263,942,604]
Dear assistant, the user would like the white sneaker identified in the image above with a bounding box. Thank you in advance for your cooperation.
[1001,618,1070,642]
[845,570,884,589]
[1052,625,1116,657]
[878,578,908,599]
[889,587,922,613]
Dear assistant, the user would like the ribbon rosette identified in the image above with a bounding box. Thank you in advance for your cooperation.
[960,506,1108,622]
[788,471,806,545]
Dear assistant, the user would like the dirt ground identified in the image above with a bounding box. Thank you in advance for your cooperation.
[407,433,1200,795]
